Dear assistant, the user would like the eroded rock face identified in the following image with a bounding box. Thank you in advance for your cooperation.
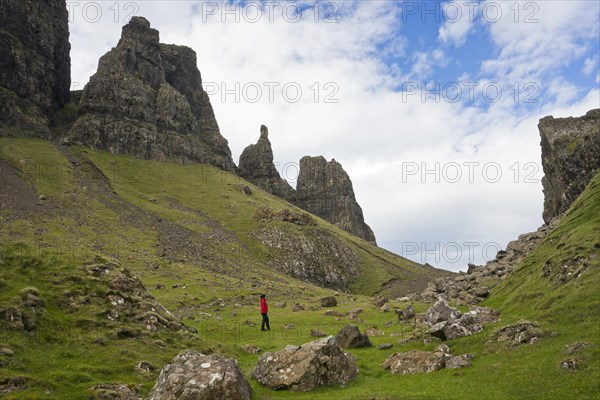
[539,109,600,223]
[0,0,71,136]
[148,351,252,400]
[239,125,296,201]
[251,336,357,392]
[82,256,192,334]
[251,226,360,291]
[296,156,376,244]
[70,17,235,170]
[239,126,377,243]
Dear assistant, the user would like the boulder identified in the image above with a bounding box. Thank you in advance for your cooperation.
[445,355,472,369]
[320,296,337,307]
[374,296,389,308]
[311,329,328,338]
[425,300,482,341]
[347,308,363,315]
[147,351,252,400]
[493,321,544,345]
[365,327,385,337]
[335,325,372,349]
[425,299,461,326]
[241,345,261,354]
[396,304,415,320]
[89,384,142,400]
[381,350,445,375]
[324,310,344,317]
[251,336,357,392]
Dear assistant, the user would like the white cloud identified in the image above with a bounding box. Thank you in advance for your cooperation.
[68,1,599,273]
[438,1,479,47]
[480,0,600,82]
[582,57,598,76]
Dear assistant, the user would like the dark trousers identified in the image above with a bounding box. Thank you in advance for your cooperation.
[261,313,270,330]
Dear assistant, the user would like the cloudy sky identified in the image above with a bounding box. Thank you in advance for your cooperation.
[68,1,600,272]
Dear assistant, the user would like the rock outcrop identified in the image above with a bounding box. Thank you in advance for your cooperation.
[239,126,377,243]
[382,344,473,374]
[239,125,296,201]
[296,156,376,243]
[539,109,600,223]
[419,221,558,304]
[492,321,545,346]
[251,336,357,392]
[0,0,71,136]
[424,299,484,341]
[70,17,235,170]
[251,226,361,291]
[148,351,252,400]
[414,109,599,305]
[382,350,445,374]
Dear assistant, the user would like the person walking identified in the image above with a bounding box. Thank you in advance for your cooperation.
[260,294,270,331]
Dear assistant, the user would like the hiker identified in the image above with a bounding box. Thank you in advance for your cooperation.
[260,294,270,331]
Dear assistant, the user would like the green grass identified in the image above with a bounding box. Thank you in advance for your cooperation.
[0,137,74,197]
[1,138,599,399]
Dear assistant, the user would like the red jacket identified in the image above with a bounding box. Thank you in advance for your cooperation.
[260,298,268,314]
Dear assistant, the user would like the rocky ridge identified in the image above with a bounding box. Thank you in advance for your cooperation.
[539,108,600,223]
[416,109,599,304]
[0,0,71,136]
[240,126,377,243]
[69,17,235,170]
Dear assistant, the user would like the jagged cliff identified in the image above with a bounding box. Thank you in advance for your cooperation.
[539,108,600,223]
[238,125,296,202]
[0,0,71,136]
[296,156,377,244]
[69,17,235,170]
[240,126,377,244]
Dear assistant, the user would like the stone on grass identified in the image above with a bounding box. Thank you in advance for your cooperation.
[251,336,357,392]
[335,325,372,349]
[147,351,252,400]
[381,350,445,375]
[320,296,337,307]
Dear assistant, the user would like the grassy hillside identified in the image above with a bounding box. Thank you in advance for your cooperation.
[1,138,598,399]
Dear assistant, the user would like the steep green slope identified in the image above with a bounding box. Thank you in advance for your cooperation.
[2,137,597,399]
[0,137,445,299]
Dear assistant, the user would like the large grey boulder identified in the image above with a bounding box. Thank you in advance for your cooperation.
[492,321,545,346]
[381,350,445,375]
[335,325,372,349]
[251,336,357,392]
[425,299,483,340]
[147,351,252,400]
